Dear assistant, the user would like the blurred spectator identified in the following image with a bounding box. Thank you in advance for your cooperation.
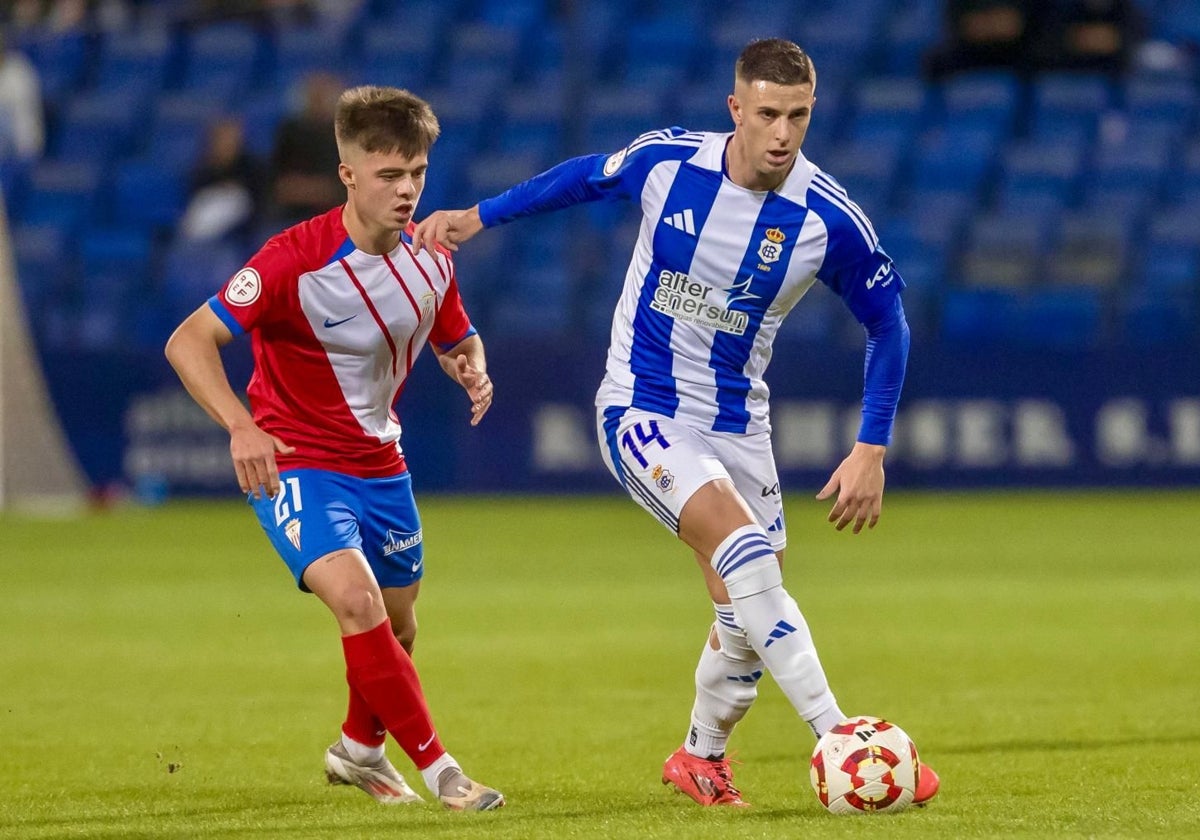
[1031,0,1144,75]
[925,0,1036,79]
[0,29,44,161]
[266,70,343,229]
[926,0,1143,79]
[179,116,266,243]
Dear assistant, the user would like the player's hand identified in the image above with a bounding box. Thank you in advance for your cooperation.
[453,354,494,426]
[229,421,295,499]
[412,206,483,255]
[816,442,886,534]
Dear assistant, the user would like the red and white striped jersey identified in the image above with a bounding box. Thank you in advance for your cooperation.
[208,207,475,478]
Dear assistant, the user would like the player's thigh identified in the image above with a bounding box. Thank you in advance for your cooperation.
[705,428,787,550]
[595,406,730,535]
[249,468,364,591]
[356,471,426,591]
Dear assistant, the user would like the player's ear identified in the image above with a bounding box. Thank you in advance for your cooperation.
[727,93,741,126]
[338,161,355,189]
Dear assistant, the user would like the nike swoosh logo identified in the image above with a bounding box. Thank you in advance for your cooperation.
[323,314,358,328]
[418,733,436,751]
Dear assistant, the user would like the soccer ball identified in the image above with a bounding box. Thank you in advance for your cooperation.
[809,716,919,814]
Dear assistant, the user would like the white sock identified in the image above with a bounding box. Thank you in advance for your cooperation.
[685,605,763,759]
[341,732,385,765]
[419,752,459,796]
[712,525,845,737]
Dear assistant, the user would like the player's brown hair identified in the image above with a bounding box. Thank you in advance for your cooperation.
[334,86,440,158]
[735,38,815,87]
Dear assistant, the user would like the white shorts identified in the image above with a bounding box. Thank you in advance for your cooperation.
[596,406,787,549]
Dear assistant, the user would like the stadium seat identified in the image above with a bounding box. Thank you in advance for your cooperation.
[1121,288,1195,348]
[621,16,700,88]
[1008,288,1105,350]
[79,227,154,280]
[111,159,188,229]
[959,211,1054,289]
[51,89,150,163]
[273,23,349,91]
[181,21,261,92]
[1044,213,1131,288]
[939,71,1022,134]
[939,287,1020,346]
[93,26,175,93]
[18,30,88,102]
[908,125,999,194]
[16,161,103,235]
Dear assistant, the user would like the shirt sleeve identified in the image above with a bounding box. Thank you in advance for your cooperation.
[813,207,910,446]
[478,127,698,226]
[429,264,476,350]
[207,232,297,336]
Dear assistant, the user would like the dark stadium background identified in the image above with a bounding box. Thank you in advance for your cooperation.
[4,0,1198,498]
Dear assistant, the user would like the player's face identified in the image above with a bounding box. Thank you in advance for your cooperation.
[728,78,815,189]
[341,147,429,231]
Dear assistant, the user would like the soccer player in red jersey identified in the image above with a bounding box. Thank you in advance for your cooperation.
[165,86,503,811]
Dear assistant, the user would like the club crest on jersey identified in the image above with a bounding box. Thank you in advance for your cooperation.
[651,464,675,492]
[757,227,786,266]
[284,517,301,551]
[383,528,423,556]
[226,267,261,306]
[419,291,435,319]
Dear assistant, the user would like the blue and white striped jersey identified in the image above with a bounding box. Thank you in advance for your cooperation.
[480,127,910,443]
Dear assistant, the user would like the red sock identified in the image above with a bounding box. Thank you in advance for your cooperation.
[341,619,446,769]
[342,684,385,748]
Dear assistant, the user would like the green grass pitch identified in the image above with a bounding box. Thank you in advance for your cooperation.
[1,490,1198,838]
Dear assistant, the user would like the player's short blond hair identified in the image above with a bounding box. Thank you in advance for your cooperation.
[735,38,816,88]
[335,86,440,158]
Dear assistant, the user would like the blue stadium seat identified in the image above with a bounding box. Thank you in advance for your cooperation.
[111,159,188,228]
[848,77,927,148]
[939,287,1020,346]
[939,71,1022,135]
[1123,78,1195,125]
[442,23,522,95]
[147,92,226,178]
[182,22,262,92]
[497,87,565,163]
[11,223,70,312]
[583,85,665,153]
[16,161,103,235]
[93,27,175,93]
[998,140,1084,202]
[273,24,348,90]
[1008,288,1105,350]
[1121,289,1194,348]
[161,238,243,323]
[622,16,700,87]
[51,89,149,163]
[879,0,941,76]
[18,30,88,101]
[79,227,154,279]
[908,125,999,194]
[820,141,902,217]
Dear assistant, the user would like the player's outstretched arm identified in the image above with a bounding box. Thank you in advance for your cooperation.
[165,305,294,498]
[816,442,887,534]
[412,205,484,255]
[434,334,493,426]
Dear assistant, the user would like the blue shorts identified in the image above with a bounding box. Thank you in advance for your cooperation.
[249,469,424,592]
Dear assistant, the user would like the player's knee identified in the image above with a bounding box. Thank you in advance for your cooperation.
[710,524,782,600]
[335,585,385,629]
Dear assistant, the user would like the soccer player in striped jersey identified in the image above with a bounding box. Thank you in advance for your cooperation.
[415,38,940,807]
[165,86,503,811]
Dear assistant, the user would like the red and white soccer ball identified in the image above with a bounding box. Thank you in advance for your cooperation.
[809,716,919,814]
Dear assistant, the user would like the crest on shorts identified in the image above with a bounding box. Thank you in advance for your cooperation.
[383,528,423,556]
[284,517,301,551]
[651,464,675,492]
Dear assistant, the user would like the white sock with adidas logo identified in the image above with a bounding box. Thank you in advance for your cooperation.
[712,524,844,737]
